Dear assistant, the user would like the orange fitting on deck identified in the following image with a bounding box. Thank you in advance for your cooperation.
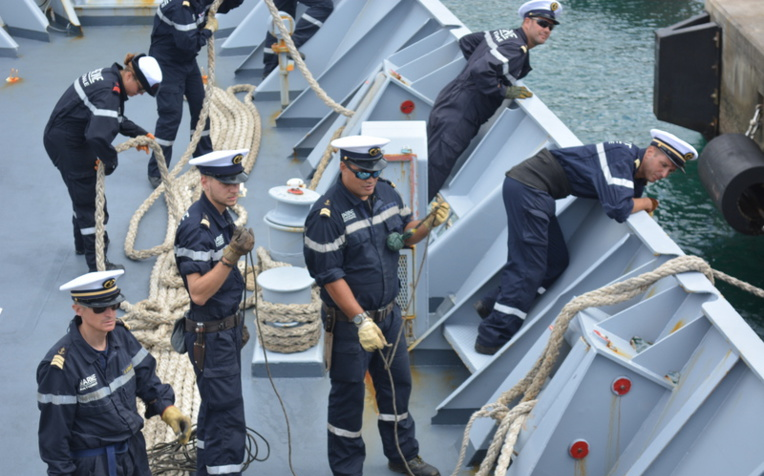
[272,40,290,54]
[6,68,20,84]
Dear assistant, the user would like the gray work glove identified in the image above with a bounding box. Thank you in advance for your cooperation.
[504,85,533,100]
[222,226,254,265]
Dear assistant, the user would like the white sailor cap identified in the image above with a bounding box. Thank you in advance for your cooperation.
[331,135,391,172]
[60,269,125,307]
[518,0,563,24]
[190,149,249,184]
[132,54,162,97]
[649,129,698,171]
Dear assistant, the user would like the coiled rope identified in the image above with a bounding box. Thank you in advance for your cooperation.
[450,254,764,476]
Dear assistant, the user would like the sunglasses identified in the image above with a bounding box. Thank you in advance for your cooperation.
[92,304,120,314]
[346,163,382,180]
[535,19,555,31]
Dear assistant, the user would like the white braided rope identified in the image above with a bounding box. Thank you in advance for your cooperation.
[449,255,764,476]
[262,0,354,117]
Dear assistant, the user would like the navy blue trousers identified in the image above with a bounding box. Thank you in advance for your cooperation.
[44,126,111,270]
[325,305,419,476]
[477,177,569,348]
[148,59,212,178]
[184,324,246,475]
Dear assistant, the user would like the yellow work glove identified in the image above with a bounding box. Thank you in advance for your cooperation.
[135,133,155,155]
[222,226,254,265]
[357,317,388,352]
[161,405,192,444]
[204,17,218,33]
[504,85,533,100]
[424,199,450,229]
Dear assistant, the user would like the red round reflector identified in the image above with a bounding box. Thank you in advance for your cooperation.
[400,100,415,114]
[569,439,589,459]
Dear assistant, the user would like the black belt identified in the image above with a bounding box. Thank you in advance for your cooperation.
[185,311,242,333]
[322,301,395,323]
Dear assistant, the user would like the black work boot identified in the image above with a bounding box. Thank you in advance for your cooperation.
[388,456,440,476]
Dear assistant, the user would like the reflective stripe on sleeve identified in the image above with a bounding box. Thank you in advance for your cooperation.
[597,143,634,189]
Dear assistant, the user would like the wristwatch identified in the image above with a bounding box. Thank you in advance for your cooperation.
[352,312,368,327]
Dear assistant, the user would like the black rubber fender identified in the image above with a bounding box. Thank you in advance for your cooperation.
[698,133,764,235]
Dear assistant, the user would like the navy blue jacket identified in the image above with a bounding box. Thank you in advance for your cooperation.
[37,319,174,476]
[150,0,214,63]
[550,142,647,223]
[429,28,532,135]
[44,63,147,174]
[174,192,244,320]
[303,177,412,310]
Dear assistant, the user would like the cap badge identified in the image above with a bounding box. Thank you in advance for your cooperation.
[550,2,559,11]
[103,278,117,289]
[368,147,381,157]
[232,154,243,165]
[683,152,694,161]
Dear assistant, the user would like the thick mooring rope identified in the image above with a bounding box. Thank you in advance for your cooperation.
[451,254,764,476]
[262,0,353,118]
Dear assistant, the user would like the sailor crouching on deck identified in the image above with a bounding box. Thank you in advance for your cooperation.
[303,136,449,476]
[37,270,192,476]
[474,129,699,355]
[174,150,254,476]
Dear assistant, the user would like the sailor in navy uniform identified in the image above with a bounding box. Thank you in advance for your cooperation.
[475,129,699,354]
[44,53,162,272]
[303,136,448,476]
[37,269,191,476]
[147,0,244,188]
[261,0,334,78]
[426,0,563,201]
[174,149,254,476]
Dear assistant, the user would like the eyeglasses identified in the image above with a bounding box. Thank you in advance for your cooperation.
[535,19,555,31]
[92,304,120,314]
[346,163,382,180]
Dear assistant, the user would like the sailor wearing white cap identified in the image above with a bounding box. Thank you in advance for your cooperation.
[37,269,191,476]
[475,129,698,355]
[426,1,563,200]
[518,0,564,24]
[304,135,448,476]
[175,148,254,476]
[132,54,163,97]
[190,148,250,184]
[649,128,698,171]
[44,53,162,273]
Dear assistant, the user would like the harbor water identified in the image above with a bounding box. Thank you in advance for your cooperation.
[440,0,764,338]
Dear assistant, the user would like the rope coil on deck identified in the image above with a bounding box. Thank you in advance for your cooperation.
[452,254,764,476]
[248,248,322,353]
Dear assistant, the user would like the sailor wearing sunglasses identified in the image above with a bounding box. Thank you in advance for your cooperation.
[303,135,448,476]
[37,269,191,476]
[426,0,563,201]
